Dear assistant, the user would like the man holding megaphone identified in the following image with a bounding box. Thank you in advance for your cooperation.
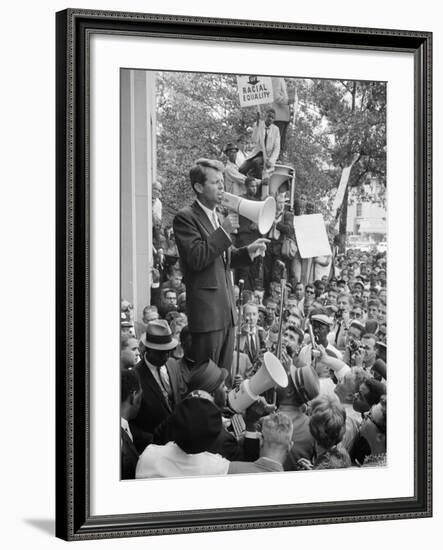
[173,159,270,373]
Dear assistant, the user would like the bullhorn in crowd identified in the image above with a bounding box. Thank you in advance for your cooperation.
[227,351,288,413]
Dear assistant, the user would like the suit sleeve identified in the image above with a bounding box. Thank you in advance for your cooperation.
[173,211,232,272]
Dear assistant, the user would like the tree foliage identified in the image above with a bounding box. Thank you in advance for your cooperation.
[156,72,386,232]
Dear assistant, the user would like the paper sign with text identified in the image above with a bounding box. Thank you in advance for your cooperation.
[293,214,332,259]
[237,76,274,107]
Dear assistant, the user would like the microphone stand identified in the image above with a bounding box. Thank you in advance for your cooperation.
[273,263,287,406]
[233,279,245,387]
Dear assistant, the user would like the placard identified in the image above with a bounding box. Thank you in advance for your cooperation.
[237,75,274,107]
[293,213,332,258]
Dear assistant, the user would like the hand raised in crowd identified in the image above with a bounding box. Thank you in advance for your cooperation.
[245,396,276,431]
[352,347,364,367]
[280,348,292,373]
[151,267,160,285]
[247,238,270,259]
[233,374,244,389]
[297,458,314,470]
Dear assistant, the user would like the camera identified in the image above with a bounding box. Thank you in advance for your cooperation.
[348,338,361,355]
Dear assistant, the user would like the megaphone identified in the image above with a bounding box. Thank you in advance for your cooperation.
[228,351,288,413]
[269,164,294,197]
[221,192,276,235]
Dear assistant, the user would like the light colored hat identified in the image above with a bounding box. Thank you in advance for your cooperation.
[289,365,320,405]
[350,320,365,332]
[311,314,333,327]
[140,319,178,351]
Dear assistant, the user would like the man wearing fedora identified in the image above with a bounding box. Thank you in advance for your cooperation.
[173,159,269,375]
[130,319,186,451]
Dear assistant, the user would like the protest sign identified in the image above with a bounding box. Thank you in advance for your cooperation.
[293,214,332,259]
[237,76,274,107]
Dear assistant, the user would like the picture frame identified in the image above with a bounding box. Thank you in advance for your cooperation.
[55,8,432,541]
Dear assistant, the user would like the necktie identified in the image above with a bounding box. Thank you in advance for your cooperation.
[265,127,269,147]
[124,425,133,441]
[249,334,256,359]
[335,321,342,345]
[157,365,172,399]
[212,210,219,229]
[213,210,227,263]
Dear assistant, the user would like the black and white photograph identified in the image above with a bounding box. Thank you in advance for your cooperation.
[120,69,388,481]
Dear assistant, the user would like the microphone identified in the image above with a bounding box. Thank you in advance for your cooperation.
[275,260,287,279]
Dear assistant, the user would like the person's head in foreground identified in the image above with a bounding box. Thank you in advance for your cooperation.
[140,319,178,367]
[353,378,386,414]
[120,333,140,369]
[256,412,294,464]
[308,394,351,469]
[189,158,225,210]
[187,359,228,408]
[121,368,142,421]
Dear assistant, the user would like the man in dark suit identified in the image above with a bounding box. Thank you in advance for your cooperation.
[237,302,266,367]
[120,369,145,479]
[173,158,269,374]
[130,320,186,453]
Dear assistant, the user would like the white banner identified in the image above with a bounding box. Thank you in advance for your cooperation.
[237,75,274,107]
[332,154,359,215]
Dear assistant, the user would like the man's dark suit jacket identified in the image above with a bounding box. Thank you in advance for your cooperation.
[130,358,184,453]
[121,427,140,480]
[173,201,251,333]
[238,327,266,364]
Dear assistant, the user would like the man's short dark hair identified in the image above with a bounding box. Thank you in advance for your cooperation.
[121,369,140,403]
[189,158,223,193]
[265,107,276,115]
[180,325,191,346]
[362,378,386,407]
[143,305,158,316]
[285,324,304,343]
[165,310,180,325]
[121,332,134,350]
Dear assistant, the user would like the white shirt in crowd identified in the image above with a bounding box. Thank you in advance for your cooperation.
[136,441,230,478]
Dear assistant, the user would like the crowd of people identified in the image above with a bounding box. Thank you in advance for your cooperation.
[120,83,387,480]
[121,209,387,479]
